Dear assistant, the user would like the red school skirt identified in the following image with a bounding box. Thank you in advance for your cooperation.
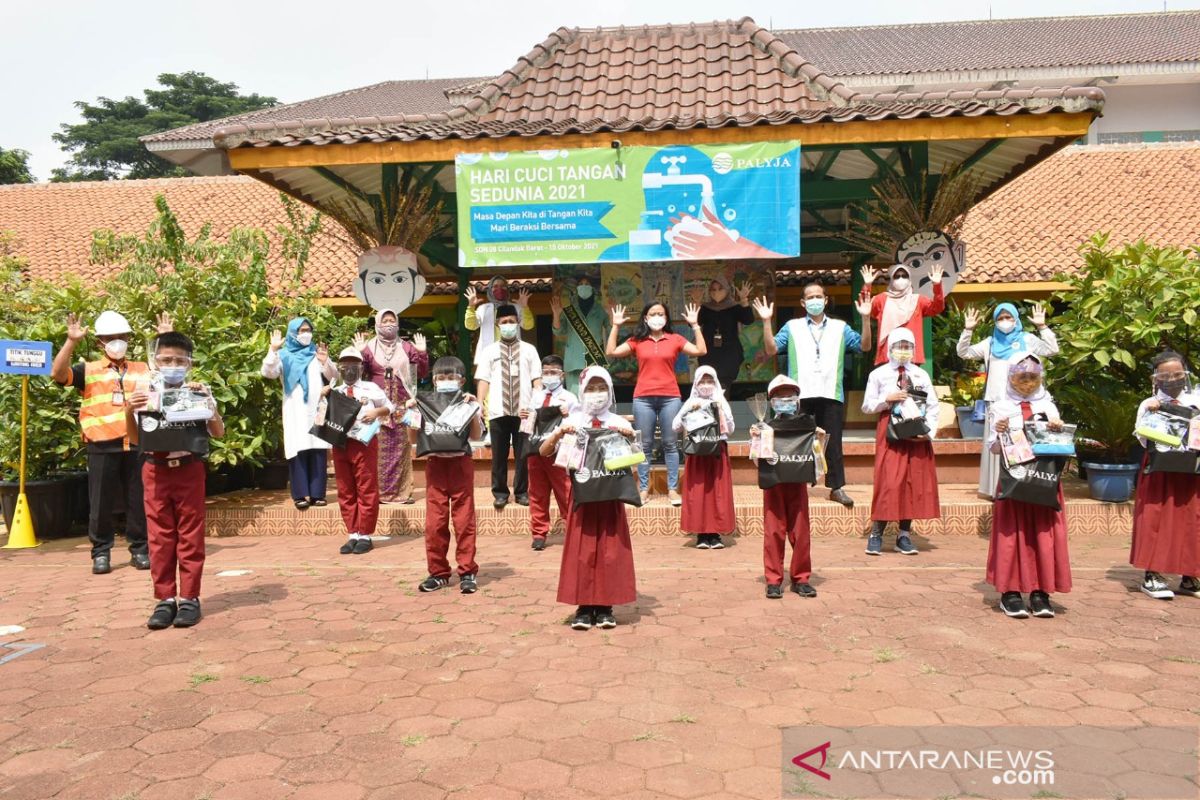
[869,415,941,521]
[680,442,736,535]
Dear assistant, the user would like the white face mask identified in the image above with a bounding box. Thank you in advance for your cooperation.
[646,315,667,331]
[541,375,562,391]
[499,322,519,340]
[435,380,460,394]
[104,339,128,360]
[296,331,313,346]
[577,285,593,300]
[995,319,1016,334]
[891,277,910,292]
[584,391,609,414]
[696,384,715,399]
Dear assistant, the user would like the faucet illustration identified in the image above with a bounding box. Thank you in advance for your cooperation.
[641,155,715,212]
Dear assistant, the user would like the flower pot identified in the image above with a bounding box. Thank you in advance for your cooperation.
[955,406,986,439]
[1081,461,1140,503]
[0,476,80,538]
[257,460,290,491]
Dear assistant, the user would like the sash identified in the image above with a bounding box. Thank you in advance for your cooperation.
[563,304,608,367]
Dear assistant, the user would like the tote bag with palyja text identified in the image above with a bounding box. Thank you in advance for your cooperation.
[309,390,361,449]
[414,390,475,456]
[757,414,818,489]
[997,456,1065,510]
[571,428,643,508]
[682,402,723,457]
[524,406,567,460]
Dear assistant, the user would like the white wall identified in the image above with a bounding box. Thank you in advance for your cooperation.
[1087,82,1200,143]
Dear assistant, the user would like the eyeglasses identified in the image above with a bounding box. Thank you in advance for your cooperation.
[1155,371,1188,381]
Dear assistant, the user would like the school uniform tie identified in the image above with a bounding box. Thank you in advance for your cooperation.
[347,385,355,399]
[897,365,911,392]
[591,417,602,429]
[542,393,552,408]
[1020,401,1033,421]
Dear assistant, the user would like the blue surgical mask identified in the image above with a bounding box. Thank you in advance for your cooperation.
[577,285,593,300]
[542,376,562,391]
[805,298,826,316]
[159,366,188,386]
[499,323,519,340]
[435,379,460,394]
[771,397,798,416]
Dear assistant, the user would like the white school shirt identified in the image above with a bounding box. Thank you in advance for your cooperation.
[862,362,940,437]
[334,379,394,420]
[957,328,1059,402]
[475,339,543,421]
[261,349,338,459]
[526,385,580,414]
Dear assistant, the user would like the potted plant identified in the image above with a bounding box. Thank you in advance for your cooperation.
[948,373,987,439]
[1064,389,1142,502]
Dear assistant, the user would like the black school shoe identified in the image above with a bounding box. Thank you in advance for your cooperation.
[1178,576,1200,597]
[791,582,817,598]
[460,574,478,594]
[696,535,711,550]
[419,575,449,592]
[594,607,616,628]
[570,607,594,630]
[352,537,373,555]
[310,498,328,507]
[1000,592,1029,618]
[131,553,151,570]
[766,583,783,599]
[531,538,546,551]
[339,538,356,555]
[709,535,725,550]
[146,600,177,630]
[92,555,111,574]
[173,599,202,628]
[514,495,530,507]
[1029,591,1055,618]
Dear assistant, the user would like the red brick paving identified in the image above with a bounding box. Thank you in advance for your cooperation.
[1,530,1199,799]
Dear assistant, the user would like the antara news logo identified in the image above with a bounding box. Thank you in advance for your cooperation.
[792,741,1056,788]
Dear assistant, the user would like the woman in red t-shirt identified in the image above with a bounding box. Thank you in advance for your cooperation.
[606,301,706,505]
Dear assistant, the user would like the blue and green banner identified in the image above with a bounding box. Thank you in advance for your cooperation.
[455,142,801,267]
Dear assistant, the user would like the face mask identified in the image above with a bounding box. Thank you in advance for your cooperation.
[584,391,609,414]
[296,331,313,346]
[377,323,399,340]
[771,397,798,415]
[339,365,362,384]
[499,323,519,340]
[159,366,188,386]
[995,319,1016,334]
[805,298,826,316]
[891,277,910,292]
[1158,377,1188,397]
[542,376,562,391]
[577,285,593,300]
[893,350,914,365]
[696,384,715,399]
[436,379,460,394]
[646,315,667,331]
[104,339,128,360]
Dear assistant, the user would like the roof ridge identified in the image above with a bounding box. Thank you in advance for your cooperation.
[775,8,1200,35]
[0,175,256,191]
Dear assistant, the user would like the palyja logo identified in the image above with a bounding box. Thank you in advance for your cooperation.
[792,741,832,781]
[711,152,734,174]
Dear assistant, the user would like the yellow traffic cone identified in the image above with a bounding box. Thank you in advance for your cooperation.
[2,493,39,549]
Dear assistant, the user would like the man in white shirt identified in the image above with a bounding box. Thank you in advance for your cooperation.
[476,305,543,510]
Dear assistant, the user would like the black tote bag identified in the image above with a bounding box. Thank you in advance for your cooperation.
[996,456,1066,510]
[681,402,722,457]
[571,428,643,508]
[524,406,566,460]
[414,391,474,457]
[309,390,361,449]
[757,413,818,489]
[886,388,931,442]
[1146,447,1200,475]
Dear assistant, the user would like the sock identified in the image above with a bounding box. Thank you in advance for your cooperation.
[870,521,885,536]
[899,519,913,534]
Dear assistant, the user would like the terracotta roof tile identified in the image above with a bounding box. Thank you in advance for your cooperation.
[959,143,1200,283]
[776,10,1200,76]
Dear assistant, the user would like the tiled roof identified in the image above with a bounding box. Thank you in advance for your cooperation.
[211,18,1103,150]
[776,11,1200,77]
[959,143,1200,283]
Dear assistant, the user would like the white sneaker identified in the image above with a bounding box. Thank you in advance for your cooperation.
[1141,572,1175,600]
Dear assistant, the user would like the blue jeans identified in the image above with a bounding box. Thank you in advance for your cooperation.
[632,396,682,492]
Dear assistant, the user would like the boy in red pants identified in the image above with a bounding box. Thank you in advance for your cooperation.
[327,347,393,555]
[753,375,817,600]
[128,332,224,629]
[521,355,578,551]
[409,356,485,593]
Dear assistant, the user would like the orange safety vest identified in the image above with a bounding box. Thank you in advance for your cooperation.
[79,359,150,446]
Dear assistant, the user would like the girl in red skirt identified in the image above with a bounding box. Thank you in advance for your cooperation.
[540,366,638,631]
[862,328,941,555]
[1131,350,1200,600]
[986,355,1071,618]
[673,366,736,549]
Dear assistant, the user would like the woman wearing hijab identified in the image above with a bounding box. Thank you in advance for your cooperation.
[550,275,610,394]
[539,366,638,631]
[1130,350,1200,601]
[861,263,946,366]
[862,328,941,556]
[672,366,736,549]
[356,309,430,504]
[261,317,338,509]
[696,276,755,388]
[985,355,1071,619]
[464,276,535,367]
[958,302,1059,497]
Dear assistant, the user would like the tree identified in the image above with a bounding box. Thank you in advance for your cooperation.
[52,72,277,181]
[0,147,34,184]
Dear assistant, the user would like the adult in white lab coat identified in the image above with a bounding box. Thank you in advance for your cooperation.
[261,317,338,509]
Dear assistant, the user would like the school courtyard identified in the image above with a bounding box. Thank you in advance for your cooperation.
[1,486,1198,800]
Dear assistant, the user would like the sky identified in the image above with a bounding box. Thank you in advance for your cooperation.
[4,0,1198,180]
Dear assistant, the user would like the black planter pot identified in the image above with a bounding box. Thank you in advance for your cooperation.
[257,460,290,491]
[205,470,229,497]
[0,476,80,538]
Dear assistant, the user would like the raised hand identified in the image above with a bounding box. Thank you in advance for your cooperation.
[860,266,880,286]
[682,303,701,326]
[611,304,629,327]
[735,280,753,304]
[549,294,563,317]
[516,288,531,307]
[352,331,368,351]
[155,311,173,334]
[411,332,427,352]
[929,263,944,284]
[752,296,774,321]
[464,285,482,308]
[1030,302,1047,327]
[964,306,981,330]
[269,329,284,352]
[854,294,872,317]
[315,342,329,364]
[65,313,88,343]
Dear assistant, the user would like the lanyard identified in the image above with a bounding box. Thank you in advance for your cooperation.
[807,318,828,358]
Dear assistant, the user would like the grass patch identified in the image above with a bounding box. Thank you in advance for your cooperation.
[920,663,942,675]
[670,713,696,724]
[432,614,446,624]
[240,675,270,685]
[399,734,425,747]
[189,672,219,688]
[874,648,899,663]
[633,730,666,742]
[1166,655,1200,664]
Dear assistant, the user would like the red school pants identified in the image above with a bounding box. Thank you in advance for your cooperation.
[527,454,571,540]
[424,455,478,577]
[331,439,380,535]
[763,483,812,584]
[142,458,207,600]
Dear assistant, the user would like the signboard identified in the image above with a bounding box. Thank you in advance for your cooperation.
[455,142,801,267]
[0,340,52,376]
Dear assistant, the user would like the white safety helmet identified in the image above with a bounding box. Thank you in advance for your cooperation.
[94,311,132,336]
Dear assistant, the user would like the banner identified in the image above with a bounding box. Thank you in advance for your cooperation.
[456,142,801,267]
